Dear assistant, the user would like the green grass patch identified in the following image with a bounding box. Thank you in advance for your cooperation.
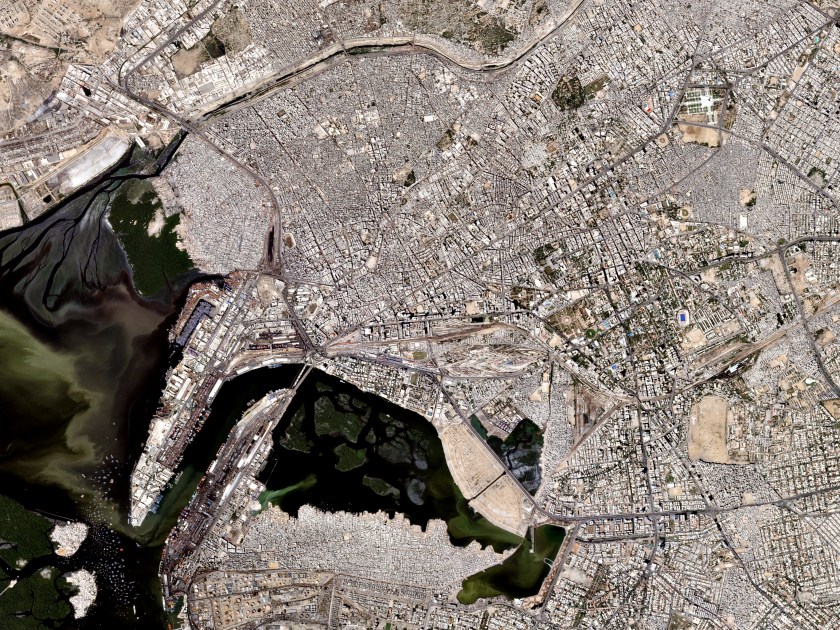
[469,415,488,439]
[551,76,585,110]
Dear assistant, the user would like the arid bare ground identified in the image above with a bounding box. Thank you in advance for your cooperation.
[439,423,529,536]
[0,0,142,131]
[688,395,730,464]
[677,115,721,147]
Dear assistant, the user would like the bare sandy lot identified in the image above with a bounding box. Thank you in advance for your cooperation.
[688,395,730,463]
[49,135,129,194]
[822,399,840,421]
[682,326,707,352]
[440,423,502,498]
[739,189,756,206]
[439,423,528,535]
[469,476,528,536]
[677,114,720,147]
[788,252,811,293]
[172,46,208,79]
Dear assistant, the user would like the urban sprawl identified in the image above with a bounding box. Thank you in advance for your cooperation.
[2,0,840,627]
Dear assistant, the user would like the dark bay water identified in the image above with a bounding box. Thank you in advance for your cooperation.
[0,137,194,628]
[258,373,523,552]
[0,135,562,628]
[145,366,562,609]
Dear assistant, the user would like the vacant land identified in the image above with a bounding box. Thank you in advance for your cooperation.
[440,423,528,536]
[688,395,730,463]
[470,476,528,536]
[0,0,142,130]
[677,115,720,147]
[441,423,503,498]
[822,399,840,422]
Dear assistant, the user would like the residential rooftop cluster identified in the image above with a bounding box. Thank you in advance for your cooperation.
[4,0,840,625]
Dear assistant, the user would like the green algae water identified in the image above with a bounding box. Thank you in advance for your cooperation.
[457,524,566,604]
[0,310,98,479]
[258,474,317,511]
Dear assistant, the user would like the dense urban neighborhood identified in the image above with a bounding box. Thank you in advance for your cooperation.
[2,0,840,627]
